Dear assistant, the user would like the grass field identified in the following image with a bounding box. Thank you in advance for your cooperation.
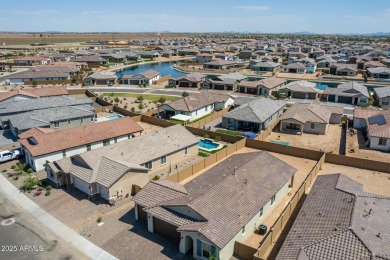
[215,129,242,136]
[102,93,181,102]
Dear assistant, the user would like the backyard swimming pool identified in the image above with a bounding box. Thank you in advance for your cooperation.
[107,114,124,120]
[198,139,222,151]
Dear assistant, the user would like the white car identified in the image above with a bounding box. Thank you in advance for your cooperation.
[0,150,20,163]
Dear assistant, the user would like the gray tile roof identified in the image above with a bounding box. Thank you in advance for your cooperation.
[137,151,297,249]
[327,81,370,98]
[374,86,390,98]
[280,103,331,124]
[223,98,286,123]
[54,125,198,188]
[233,96,258,107]
[87,71,117,80]
[282,80,318,93]
[122,69,160,80]
[276,174,390,260]
[0,96,93,116]
[1,105,95,131]
[367,67,390,74]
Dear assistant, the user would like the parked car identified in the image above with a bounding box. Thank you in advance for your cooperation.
[0,150,20,163]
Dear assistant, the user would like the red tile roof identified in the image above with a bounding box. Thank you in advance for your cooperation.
[0,87,68,102]
[19,117,143,157]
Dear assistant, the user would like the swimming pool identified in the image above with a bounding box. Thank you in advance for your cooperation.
[106,115,124,120]
[198,139,222,151]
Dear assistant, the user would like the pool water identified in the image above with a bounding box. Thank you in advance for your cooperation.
[316,83,328,90]
[116,61,186,78]
[107,115,124,120]
[198,139,220,150]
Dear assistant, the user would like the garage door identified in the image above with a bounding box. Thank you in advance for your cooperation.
[179,81,190,87]
[72,176,90,194]
[247,87,257,95]
[214,84,225,90]
[137,204,147,222]
[328,95,336,102]
[338,96,353,104]
[153,217,180,241]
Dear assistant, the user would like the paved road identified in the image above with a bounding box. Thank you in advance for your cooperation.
[87,86,201,96]
[0,173,117,260]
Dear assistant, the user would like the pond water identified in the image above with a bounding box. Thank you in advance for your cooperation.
[116,61,186,78]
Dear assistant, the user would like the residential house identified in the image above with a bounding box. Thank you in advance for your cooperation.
[0,86,68,105]
[238,77,287,96]
[203,60,237,70]
[73,55,108,67]
[279,103,342,134]
[19,117,143,171]
[222,98,286,132]
[203,72,246,91]
[178,48,200,56]
[158,92,234,122]
[137,51,161,59]
[277,174,390,260]
[353,108,390,151]
[326,81,370,105]
[99,53,127,63]
[280,81,318,99]
[250,61,281,73]
[85,71,117,85]
[134,151,296,260]
[122,70,160,86]
[367,67,390,79]
[7,69,71,84]
[293,58,317,73]
[238,50,258,60]
[195,54,215,63]
[14,56,53,66]
[329,64,358,76]
[169,72,205,88]
[51,53,75,62]
[199,48,217,54]
[46,125,199,200]
[283,62,307,74]
[374,87,390,109]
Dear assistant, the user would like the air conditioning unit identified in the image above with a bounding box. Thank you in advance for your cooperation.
[258,224,267,235]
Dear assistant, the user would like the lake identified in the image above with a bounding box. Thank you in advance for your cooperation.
[116,61,186,78]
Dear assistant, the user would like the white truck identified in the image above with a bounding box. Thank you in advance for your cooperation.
[0,150,20,163]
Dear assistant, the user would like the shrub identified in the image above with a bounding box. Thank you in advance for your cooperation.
[27,168,34,174]
[182,91,189,97]
[204,134,210,139]
[124,105,128,110]
[11,165,16,169]
[7,173,13,177]
[46,185,52,191]
[97,216,102,223]
[137,95,144,102]
[138,103,144,110]
[198,152,208,157]
[130,107,135,112]
[158,96,166,104]
[21,176,42,191]
[45,190,51,196]
[34,190,42,197]
[2,169,7,172]
[215,136,222,142]
[152,175,160,180]
[13,176,19,180]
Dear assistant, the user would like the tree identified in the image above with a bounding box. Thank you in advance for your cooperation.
[138,103,144,110]
[182,91,189,97]
[130,107,135,112]
[31,81,38,88]
[114,97,120,103]
[137,95,144,102]
[158,96,166,104]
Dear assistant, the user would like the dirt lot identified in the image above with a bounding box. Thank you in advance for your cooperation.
[319,163,390,196]
[266,124,342,153]
[346,129,390,163]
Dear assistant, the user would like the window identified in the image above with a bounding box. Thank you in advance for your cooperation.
[62,150,66,156]
[360,98,367,103]
[160,156,167,165]
[128,134,133,139]
[382,99,389,106]
[271,194,276,205]
[205,105,208,112]
[145,161,153,170]
[202,241,211,258]
[184,147,188,155]
[86,144,91,151]
[80,118,84,123]
[242,225,245,235]
[50,171,54,178]
[259,207,264,218]
[68,119,71,125]
[379,138,387,146]
[90,116,94,122]
[114,137,117,143]
[310,123,318,129]
[227,118,233,125]
[54,122,60,128]
[103,139,110,146]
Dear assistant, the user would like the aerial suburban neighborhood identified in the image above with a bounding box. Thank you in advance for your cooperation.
[0,1,390,260]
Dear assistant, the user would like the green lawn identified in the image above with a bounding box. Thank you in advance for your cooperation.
[215,129,242,137]
[102,93,181,102]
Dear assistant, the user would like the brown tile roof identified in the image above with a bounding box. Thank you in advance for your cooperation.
[122,69,160,80]
[161,92,231,112]
[280,103,331,124]
[18,127,54,139]
[257,77,287,89]
[276,174,390,260]
[137,151,297,249]
[19,117,143,157]
[0,86,68,103]
[366,110,390,139]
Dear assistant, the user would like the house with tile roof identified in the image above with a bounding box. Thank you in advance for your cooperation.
[279,103,342,134]
[46,125,199,200]
[19,117,144,171]
[249,61,281,72]
[169,72,206,88]
[280,80,318,99]
[276,174,390,260]
[367,66,390,79]
[238,77,287,96]
[134,151,297,260]
[122,69,160,86]
[326,81,370,105]
[222,98,286,132]
[84,71,117,85]
[203,72,246,91]
[157,92,234,122]
[373,86,390,109]
[353,108,390,151]
[283,62,307,74]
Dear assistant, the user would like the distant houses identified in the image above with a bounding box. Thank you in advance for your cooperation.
[85,71,117,85]
[122,69,160,86]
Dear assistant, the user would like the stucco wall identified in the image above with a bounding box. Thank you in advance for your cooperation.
[369,135,390,151]
[108,171,149,198]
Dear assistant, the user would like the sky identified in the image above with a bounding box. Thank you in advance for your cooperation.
[1,0,390,34]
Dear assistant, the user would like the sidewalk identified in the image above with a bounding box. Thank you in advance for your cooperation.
[0,173,118,260]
